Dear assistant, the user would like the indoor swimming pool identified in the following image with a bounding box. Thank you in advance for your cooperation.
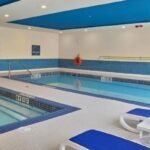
[0,95,46,127]
[10,72,150,106]
[0,87,79,133]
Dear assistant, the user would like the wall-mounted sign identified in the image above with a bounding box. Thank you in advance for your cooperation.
[32,45,40,56]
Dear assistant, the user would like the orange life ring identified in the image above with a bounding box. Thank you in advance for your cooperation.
[74,55,82,66]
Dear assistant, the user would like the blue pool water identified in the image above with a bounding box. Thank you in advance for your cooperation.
[12,72,150,106]
[0,87,79,133]
[0,96,46,127]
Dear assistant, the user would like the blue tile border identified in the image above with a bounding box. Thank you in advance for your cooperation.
[59,59,150,75]
[7,71,150,86]
[0,59,58,71]
[0,87,80,134]
[2,59,150,76]
[6,71,150,107]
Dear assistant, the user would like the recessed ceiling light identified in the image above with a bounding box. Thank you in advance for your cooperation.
[84,29,88,32]
[4,14,10,18]
[41,5,47,9]
[59,31,63,34]
[28,26,32,30]
[122,25,126,29]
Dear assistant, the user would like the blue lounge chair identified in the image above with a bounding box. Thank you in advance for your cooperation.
[60,130,149,150]
[120,108,150,133]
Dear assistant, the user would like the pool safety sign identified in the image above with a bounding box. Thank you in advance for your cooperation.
[32,45,40,56]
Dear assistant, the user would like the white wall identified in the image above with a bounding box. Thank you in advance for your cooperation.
[59,25,150,60]
[1,24,150,61]
[0,26,59,59]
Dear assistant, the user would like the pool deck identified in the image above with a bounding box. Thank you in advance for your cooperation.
[0,77,149,150]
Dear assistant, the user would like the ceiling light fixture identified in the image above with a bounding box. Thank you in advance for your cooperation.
[122,25,126,29]
[59,31,63,34]
[4,14,10,18]
[28,26,32,30]
[84,29,88,32]
[41,5,47,9]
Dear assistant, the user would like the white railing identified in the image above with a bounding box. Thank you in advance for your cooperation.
[98,56,150,61]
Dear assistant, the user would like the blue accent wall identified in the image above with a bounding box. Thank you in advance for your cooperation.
[11,0,150,30]
[0,0,20,7]
[0,59,58,71]
[1,58,150,75]
[59,59,150,75]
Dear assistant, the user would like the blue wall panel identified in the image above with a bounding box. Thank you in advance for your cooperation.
[1,58,150,75]
[0,0,20,7]
[59,59,150,75]
[0,59,58,71]
[11,0,150,30]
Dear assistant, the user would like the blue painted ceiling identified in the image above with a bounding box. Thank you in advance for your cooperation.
[10,0,150,30]
[0,0,20,7]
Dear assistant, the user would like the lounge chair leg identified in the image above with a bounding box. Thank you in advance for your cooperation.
[60,140,88,150]
[139,131,150,138]
[140,131,144,138]
[120,115,139,133]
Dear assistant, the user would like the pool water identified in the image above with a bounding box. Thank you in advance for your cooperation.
[0,96,47,127]
[0,87,79,133]
[14,73,150,106]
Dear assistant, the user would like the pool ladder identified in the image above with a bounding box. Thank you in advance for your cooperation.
[8,61,33,79]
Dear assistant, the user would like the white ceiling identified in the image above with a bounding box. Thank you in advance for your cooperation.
[0,0,124,30]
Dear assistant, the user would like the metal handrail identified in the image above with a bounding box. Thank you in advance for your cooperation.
[8,62,11,79]
[20,63,33,76]
[98,56,150,60]
[8,61,33,79]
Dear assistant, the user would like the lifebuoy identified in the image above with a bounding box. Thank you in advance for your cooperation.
[74,55,82,66]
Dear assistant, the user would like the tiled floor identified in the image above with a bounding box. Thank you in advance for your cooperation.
[0,77,148,150]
